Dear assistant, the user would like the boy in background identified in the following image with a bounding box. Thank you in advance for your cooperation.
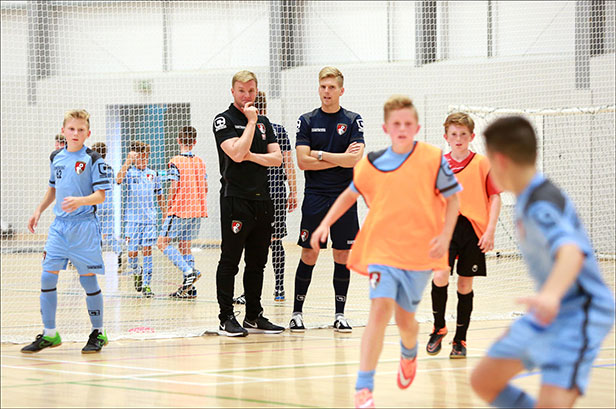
[23,109,112,354]
[157,126,207,299]
[91,142,124,273]
[471,116,614,408]
[117,141,164,297]
[427,113,502,358]
[54,133,66,150]
[311,96,460,408]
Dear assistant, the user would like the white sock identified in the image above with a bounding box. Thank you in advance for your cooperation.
[43,328,57,337]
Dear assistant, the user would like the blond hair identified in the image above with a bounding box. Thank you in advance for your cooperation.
[444,112,475,133]
[178,126,197,146]
[63,109,90,128]
[130,140,151,155]
[383,95,418,121]
[318,66,344,87]
[54,133,65,143]
[232,70,258,88]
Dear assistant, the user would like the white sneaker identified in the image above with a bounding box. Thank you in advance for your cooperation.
[289,314,306,332]
[333,315,352,333]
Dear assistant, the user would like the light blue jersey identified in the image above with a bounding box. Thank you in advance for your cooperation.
[49,146,112,217]
[349,144,462,198]
[488,173,614,394]
[515,173,614,315]
[123,166,162,224]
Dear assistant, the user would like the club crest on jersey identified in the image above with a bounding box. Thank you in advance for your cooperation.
[232,220,243,234]
[257,123,266,140]
[337,123,347,135]
[300,229,309,242]
[147,173,154,181]
[75,161,86,175]
[370,272,381,289]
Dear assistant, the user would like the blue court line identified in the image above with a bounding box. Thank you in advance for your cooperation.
[513,363,615,380]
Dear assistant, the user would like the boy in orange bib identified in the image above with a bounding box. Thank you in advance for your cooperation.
[311,96,461,408]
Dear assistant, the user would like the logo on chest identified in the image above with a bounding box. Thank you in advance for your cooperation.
[337,123,347,135]
[257,123,266,140]
[75,161,86,175]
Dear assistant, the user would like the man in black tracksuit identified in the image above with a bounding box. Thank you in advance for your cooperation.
[212,70,284,337]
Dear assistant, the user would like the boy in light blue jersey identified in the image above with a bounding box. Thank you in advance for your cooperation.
[91,142,124,272]
[23,109,112,354]
[116,141,164,297]
[471,116,615,408]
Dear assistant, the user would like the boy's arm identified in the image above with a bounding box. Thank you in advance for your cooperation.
[163,180,179,219]
[309,142,365,168]
[310,187,360,250]
[283,150,298,212]
[62,190,105,213]
[116,152,137,184]
[518,244,584,326]
[243,142,283,167]
[156,194,166,215]
[429,193,459,259]
[28,186,56,233]
[478,193,502,252]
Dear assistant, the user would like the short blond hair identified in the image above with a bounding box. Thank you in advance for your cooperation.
[91,142,107,159]
[444,112,475,133]
[232,70,258,88]
[318,66,344,87]
[63,109,90,128]
[383,95,418,121]
[130,140,150,155]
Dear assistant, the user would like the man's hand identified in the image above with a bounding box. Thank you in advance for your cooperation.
[517,292,560,326]
[287,191,298,212]
[310,224,328,250]
[61,196,83,213]
[242,102,258,124]
[478,228,495,253]
[28,211,41,233]
[429,234,449,259]
[345,142,362,154]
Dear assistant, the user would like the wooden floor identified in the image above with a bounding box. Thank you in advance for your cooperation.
[2,320,614,408]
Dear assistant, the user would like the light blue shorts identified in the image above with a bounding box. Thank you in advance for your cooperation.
[43,215,105,275]
[487,305,614,394]
[125,222,157,251]
[367,264,432,313]
[160,216,201,241]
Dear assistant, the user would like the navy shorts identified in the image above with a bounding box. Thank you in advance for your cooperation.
[298,193,359,250]
[449,216,486,277]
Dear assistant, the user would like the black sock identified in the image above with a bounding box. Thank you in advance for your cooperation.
[271,240,285,292]
[431,281,448,330]
[333,262,351,315]
[293,260,314,313]
[454,290,474,342]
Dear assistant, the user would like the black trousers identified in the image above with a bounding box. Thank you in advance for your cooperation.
[216,195,273,323]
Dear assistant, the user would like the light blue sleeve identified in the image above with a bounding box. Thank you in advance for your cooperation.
[91,159,112,191]
[154,173,162,195]
[436,155,462,198]
[167,163,180,182]
[349,181,359,194]
[526,201,591,257]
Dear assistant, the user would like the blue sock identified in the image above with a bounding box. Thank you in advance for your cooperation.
[40,271,59,330]
[143,255,153,286]
[400,340,418,360]
[491,384,536,408]
[79,275,104,329]
[183,254,195,269]
[128,256,138,271]
[163,246,192,274]
[355,370,376,392]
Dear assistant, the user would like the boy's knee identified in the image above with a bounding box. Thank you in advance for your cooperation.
[157,237,168,251]
[457,277,474,294]
[433,270,449,286]
[396,315,417,333]
[300,248,319,265]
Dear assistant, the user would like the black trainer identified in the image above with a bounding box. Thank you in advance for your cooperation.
[233,294,246,305]
[426,326,448,355]
[21,332,62,353]
[81,329,108,354]
[450,340,467,359]
[243,313,284,334]
[289,314,306,333]
[133,266,143,292]
[169,269,201,298]
[218,315,248,337]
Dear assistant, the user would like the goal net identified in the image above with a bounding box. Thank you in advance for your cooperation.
[2,1,615,342]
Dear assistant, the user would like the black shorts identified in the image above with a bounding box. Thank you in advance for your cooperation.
[449,215,487,277]
[271,184,287,239]
[298,193,359,250]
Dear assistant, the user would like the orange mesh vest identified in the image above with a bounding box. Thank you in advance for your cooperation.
[454,153,491,238]
[348,142,449,275]
[168,154,208,218]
